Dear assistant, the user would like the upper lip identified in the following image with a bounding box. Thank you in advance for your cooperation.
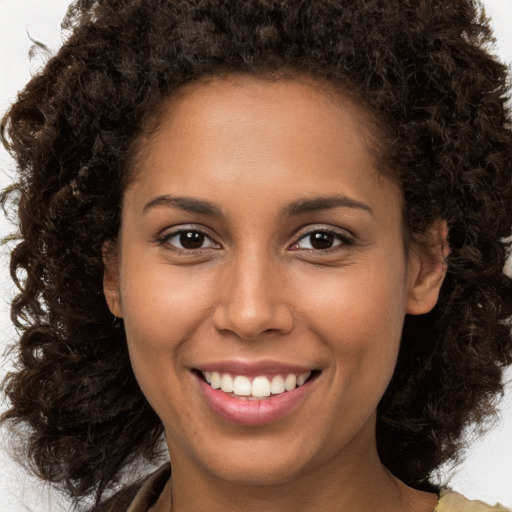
[193,359,318,377]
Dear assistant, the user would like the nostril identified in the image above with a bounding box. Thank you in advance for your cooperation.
[212,304,294,341]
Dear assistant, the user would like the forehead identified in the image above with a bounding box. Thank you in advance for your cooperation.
[168,75,375,139]
[126,75,401,222]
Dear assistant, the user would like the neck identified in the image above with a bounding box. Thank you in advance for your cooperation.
[165,429,436,512]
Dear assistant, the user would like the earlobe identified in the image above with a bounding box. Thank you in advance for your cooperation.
[406,220,450,316]
[102,241,123,318]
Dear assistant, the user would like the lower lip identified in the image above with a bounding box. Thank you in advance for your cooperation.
[197,375,315,426]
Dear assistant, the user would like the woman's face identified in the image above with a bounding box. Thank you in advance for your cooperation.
[104,76,444,486]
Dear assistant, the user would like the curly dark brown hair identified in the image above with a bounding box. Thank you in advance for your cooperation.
[2,0,512,507]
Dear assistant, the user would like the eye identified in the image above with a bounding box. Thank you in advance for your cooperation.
[290,230,352,251]
[160,229,219,251]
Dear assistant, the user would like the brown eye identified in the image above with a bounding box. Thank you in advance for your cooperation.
[180,231,205,249]
[162,229,218,251]
[291,230,353,251]
[308,232,335,249]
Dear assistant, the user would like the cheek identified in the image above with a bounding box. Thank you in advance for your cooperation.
[309,284,405,434]
[295,257,407,389]
[297,260,407,342]
[118,254,218,410]
[121,257,216,349]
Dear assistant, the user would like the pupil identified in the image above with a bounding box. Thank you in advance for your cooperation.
[180,231,204,249]
[311,232,334,249]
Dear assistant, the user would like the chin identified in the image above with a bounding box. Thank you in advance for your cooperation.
[204,457,308,487]
[173,432,323,487]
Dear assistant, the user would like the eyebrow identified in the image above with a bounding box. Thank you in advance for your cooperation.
[142,193,373,217]
[143,195,223,216]
[282,195,374,216]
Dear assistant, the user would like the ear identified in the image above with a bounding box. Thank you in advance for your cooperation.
[102,241,123,318]
[406,220,450,315]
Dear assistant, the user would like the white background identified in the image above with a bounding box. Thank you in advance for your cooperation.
[0,1,511,510]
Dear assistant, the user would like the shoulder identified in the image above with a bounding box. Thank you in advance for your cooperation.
[95,464,171,512]
[436,490,511,512]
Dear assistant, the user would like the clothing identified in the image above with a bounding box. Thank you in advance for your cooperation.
[433,491,511,512]
[98,464,511,512]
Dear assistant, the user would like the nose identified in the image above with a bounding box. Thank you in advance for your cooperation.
[212,250,294,340]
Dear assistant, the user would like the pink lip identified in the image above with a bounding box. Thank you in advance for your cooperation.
[195,359,314,378]
[195,370,317,426]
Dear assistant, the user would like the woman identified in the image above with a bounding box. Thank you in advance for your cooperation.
[1,1,511,511]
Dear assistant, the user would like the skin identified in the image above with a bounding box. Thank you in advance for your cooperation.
[104,76,447,512]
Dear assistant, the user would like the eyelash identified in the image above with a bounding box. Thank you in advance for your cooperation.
[289,228,354,252]
[157,227,219,254]
[157,226,354,254]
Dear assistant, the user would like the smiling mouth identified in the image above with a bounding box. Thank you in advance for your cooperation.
[196,370,320,399]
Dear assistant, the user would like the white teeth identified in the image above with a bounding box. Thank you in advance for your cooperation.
[284,374,297,391]
[233,375,252,396]
[210,371,221,389]
[251,376,271,397]
[270,375,285,394]
[220,373,234,393]
[202,371,313,398]
[297,371,311,386]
